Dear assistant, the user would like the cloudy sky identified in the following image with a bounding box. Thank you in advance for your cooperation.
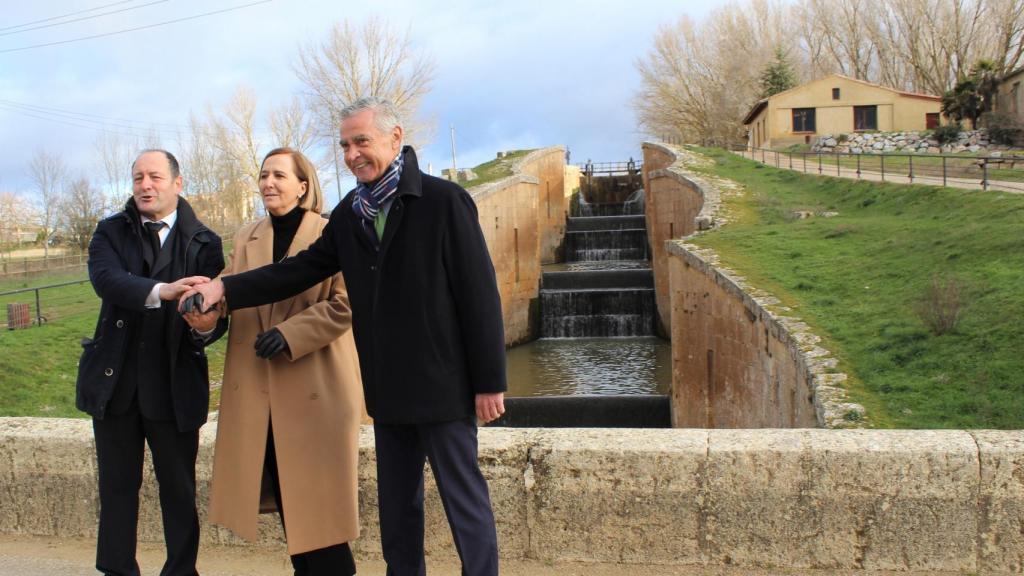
[0,0,715,199]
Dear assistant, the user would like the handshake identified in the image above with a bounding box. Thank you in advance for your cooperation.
[157,276,226,333]
[161,275,289,358]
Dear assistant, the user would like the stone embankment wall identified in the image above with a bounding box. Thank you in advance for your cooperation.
[469,147,566,345]
[642,142,863,429]
[3,418,1023,573]
[641,144,717,337]
[811,129,1023,155]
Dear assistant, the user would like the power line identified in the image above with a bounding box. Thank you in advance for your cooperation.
[0,1,170,38]
[0,0,140,33]
[0,0,274,54]
[0,98,191,130]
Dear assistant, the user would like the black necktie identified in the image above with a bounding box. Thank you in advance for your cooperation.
[144,221,164,264]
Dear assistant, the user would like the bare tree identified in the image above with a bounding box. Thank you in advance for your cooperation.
[0,190,36,251]
[27,150,67,257]
[207,86,264,220]
[94,131,140,213]
[269,96,319,153]
[293,17,437,150]
[60,176,107,252]
[634,0,1024,145]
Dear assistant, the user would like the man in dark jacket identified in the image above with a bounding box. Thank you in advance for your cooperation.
[76,149,225,576]
[184,97,506,575]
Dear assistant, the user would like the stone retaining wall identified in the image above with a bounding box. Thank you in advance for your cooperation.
[811,129,1023,156]
[641,142,864,429]
[469,147,567,345]
[2,418,1022,573]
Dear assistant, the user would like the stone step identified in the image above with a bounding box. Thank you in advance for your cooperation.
[490,394,670,428]
[541,269,653,290]
[566,214,646,232]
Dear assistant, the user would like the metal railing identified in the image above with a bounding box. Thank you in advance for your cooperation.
[0,278,96,328]
[739,146,1024,194]
[579,159,644,176]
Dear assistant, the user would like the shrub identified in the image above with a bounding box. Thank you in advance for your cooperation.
[981,111,1023,146]
[932,123,963,145]
[915,275,966,336]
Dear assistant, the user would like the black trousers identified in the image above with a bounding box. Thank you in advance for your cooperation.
[92,403,199,576]
[374,418,499,576]
[265,425,356,576]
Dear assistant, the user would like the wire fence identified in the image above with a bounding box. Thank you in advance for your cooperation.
[739,146,1024,194]
[0,253,88,279]
[0,278,97,329]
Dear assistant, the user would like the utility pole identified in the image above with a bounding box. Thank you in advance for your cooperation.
[331,111,343,205]
[450,124,458,180]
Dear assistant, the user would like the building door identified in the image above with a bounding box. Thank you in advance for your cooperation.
[926,113,940,129]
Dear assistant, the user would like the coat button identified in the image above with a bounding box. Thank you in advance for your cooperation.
[104,368,113,376]
[370,265,376,271]
[116,319,124,328]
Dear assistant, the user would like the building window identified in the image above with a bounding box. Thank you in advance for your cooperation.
[792,108,816,133]
[832,88,840,100]
[854,105,877,130]
[926,113,940,129]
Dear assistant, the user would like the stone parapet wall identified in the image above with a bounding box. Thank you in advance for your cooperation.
[469,147,567,345]
[2,418,1022,573]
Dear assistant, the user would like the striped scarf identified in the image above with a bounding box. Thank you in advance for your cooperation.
[352,152,404,243]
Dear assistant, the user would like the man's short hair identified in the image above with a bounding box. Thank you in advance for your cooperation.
[340,97,402,134]
[133,149,181,179]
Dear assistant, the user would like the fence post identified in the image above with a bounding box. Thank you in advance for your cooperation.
[803,153,807,173]
[788,152,792,170]
[818,153,823,174]
[34,288,42,326]
[775,151,779,167]
[881,155,885,182]
[857,155,861,178]
[942,156,947,187]
[836,153,841,176]
[909,155,914,183]
[983,160,989,191]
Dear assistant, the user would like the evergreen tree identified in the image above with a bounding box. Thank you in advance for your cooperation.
[758,47,797,99]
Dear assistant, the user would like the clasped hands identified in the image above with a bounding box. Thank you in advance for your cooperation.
[166,276,288,358]
[159,276,223,335]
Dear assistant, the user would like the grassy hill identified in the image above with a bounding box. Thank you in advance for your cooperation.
[687,147,1024,428]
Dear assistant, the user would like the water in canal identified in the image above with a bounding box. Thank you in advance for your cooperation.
[505,337,670,397]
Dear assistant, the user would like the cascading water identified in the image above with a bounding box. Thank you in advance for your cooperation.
[540,198,655,338]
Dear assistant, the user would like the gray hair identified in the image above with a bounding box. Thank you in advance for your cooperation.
[132,149,180,179]
[340,96,403,134]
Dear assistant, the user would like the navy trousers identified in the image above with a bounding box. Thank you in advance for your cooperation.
[92,403,200,576]
[374,418,499,576]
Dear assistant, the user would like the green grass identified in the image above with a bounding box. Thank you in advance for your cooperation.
[689,146,1024,429]
[465,149,536,189]
[0,273,227,418]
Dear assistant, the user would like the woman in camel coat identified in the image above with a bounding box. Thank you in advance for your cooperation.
[207,147,363,575]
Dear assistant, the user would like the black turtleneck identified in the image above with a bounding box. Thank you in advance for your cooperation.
[270,206,304,262]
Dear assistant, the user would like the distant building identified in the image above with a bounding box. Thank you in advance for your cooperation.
[995,67,1024,125]
[441,167,477,183]
[743,74,942,150]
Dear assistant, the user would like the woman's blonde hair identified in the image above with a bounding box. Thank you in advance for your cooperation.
[261,147,324,213]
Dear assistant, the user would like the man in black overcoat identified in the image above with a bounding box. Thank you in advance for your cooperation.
[184,97,506,576]
[76,149,226,576]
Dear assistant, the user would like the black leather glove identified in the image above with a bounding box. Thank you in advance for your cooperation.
[254,328,289,359]
[179,293,205,314]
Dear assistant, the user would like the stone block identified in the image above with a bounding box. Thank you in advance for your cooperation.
[527,429,707,564]
[704,430,978,572]
[0,418,98,538]
[974,430,1024,573]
